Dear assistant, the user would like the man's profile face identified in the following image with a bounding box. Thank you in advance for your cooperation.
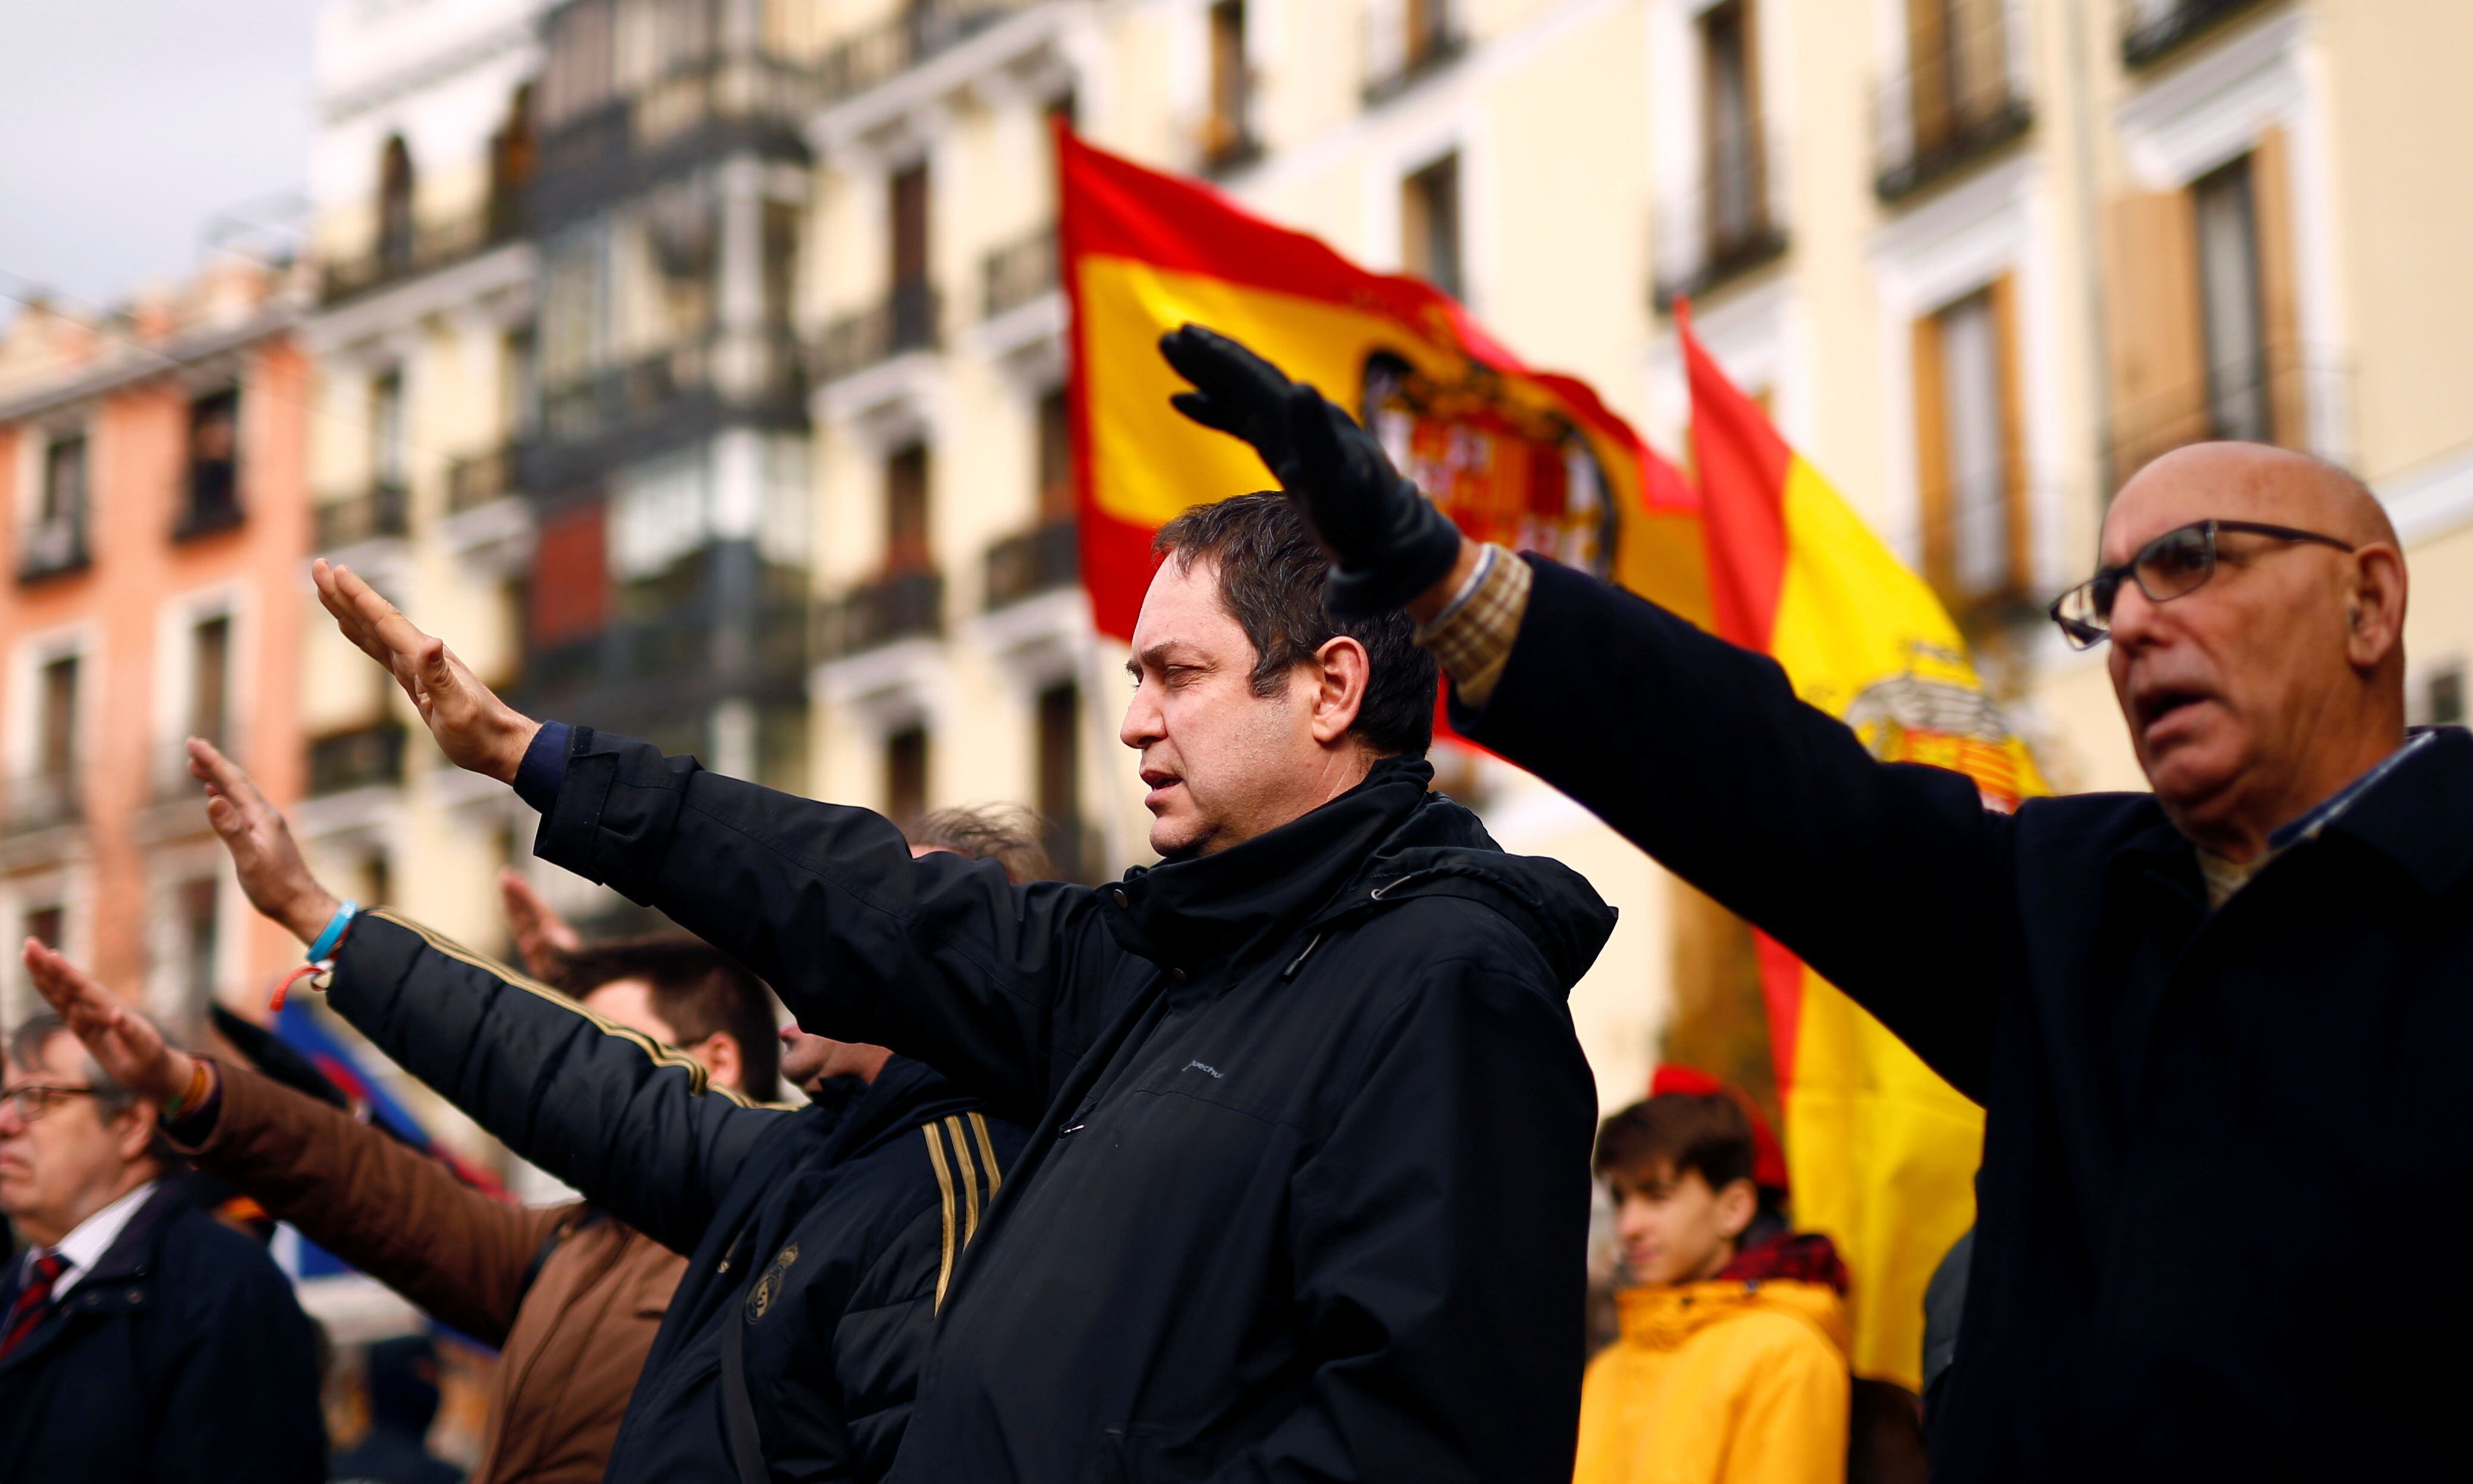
[2102,447,2369,837]
[0,1032,136,1244]
[1120,556,1328,860]
[1605,1160,1751,1287]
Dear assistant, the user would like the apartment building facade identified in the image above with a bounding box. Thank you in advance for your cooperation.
[301,0,547,954]
[0,260,310,1032]
[779,0,2473,1113]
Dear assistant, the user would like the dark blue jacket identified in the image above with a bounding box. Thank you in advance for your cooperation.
[0,1180,325,1483]
[526,732,1615,1483]
[322,912,1023,1483]
[1459,554,2473,1482]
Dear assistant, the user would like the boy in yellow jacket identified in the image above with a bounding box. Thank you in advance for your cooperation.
[1574,1088,1851,1484]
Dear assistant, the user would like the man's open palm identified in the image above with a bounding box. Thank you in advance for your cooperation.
[312,558,539,783]
[21,941,189,1108]
[189,737,340,947]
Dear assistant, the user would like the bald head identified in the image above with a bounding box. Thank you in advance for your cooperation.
[2098,441,2409,861]
[2104,443,2394,562]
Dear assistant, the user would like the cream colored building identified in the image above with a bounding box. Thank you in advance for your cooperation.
[784,0,2473,1116]
[298,0,546,959]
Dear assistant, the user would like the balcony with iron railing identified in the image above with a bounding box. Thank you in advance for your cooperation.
[1872,8,2033,204]
[15,512,87,584]
[1651,126,1790,310]
[2,769,80,837]
[982,227,1057,321]
[984,519,1078,610]
[812,284,942,385]
[1363,2,1466,107]
[448,443,525,514]
[173,459,244,542]
[536,330,806,458]
[817,568,945,660]
[314,479,410,552]
[307,720,408,797]
[319,198,524,306]
[2118,0,2276,69]
[535,53,818,227]
[816,0,1041,108]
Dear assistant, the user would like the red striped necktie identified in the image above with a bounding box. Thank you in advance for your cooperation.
[0,1251,68,1360]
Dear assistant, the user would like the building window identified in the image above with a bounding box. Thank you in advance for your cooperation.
[489,83,535,239]
[889,163,933,350]
[378,135,417,274]
[179,388,243,536]
[1913,280,2024,608]
[886,443,932,573]
[885,725,929,828]
[1701,1,1767,264]
[173,876,220,1016]
[187,614,232,749]
[23,904,62,951]
[1036,388,1074,524]
[21,431,88,579]
[2193,154,2270,444]
[36,654,79,786]
[1905,0,2011,160]
[1204,0,1255,169]
[1400,153,1464,302]
[371,372,407,489]
[1036,682,1083,881]
[2412,661,2466,729]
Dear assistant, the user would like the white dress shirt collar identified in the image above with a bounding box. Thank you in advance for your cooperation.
[38,1179,158,1299]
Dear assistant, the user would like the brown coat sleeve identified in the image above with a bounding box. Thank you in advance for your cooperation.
[171,1056,575,1348]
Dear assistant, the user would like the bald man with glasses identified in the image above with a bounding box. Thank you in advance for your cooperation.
[1163,325,2462,1484]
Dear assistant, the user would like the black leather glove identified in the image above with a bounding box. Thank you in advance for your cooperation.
[1161,323,1465,617]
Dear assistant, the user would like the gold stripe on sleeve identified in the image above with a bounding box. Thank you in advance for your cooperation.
[968,1112,1004,1198]
[944,1116,981,1243]
[922,1124,959,1309]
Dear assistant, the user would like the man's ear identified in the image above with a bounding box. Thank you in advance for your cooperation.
[2348,543,2408,670]
[1307,635,1371,745]
[1713,1177,1759,1242]
[113,1102,161,1165]
[693,1032,745,1096]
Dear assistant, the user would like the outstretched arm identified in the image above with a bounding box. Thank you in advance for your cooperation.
[20,944,566,1347]
[187,738,781,1253]
[303,563,1118,1117]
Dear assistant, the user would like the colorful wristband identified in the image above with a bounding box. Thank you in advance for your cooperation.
[307,901,360,963]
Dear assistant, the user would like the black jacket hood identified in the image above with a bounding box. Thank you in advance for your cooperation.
[1105,754,1617,993]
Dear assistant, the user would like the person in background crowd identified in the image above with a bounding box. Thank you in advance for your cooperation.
[1573,1089,1850,1484]
[0,1012,325,1482]
[331,1333,465,1484]
[42,736,1032,1484]
[1166,323,2473,1480]
[23,920,767,1484]
[304,487,1613,1484]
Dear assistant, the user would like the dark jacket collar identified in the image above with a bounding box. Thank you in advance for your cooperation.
[76,1178,187,1289]
[1102,754,1618,991]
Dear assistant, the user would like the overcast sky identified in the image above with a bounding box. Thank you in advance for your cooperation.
[0,0,327,318]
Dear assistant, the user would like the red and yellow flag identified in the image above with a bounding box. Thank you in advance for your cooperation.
[1683,303,2043,1389]
[1059,127,1702,639]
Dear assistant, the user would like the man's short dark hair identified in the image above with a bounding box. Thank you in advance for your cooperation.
[1593,1092,1757,1192]
[558,939,781,1102]
[909,804,1054,883]
[1152,493,1438,757]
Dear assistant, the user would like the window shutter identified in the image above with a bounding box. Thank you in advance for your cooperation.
[1989,270,2028,591]
[2101,188,2205,485]
[1911,312,1953,594]
[2248,126,2306,446]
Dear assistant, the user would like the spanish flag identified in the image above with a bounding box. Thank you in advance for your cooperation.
[1683,303,2043,1390]
[1060,127,1702,639]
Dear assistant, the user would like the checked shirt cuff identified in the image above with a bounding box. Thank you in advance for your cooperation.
[1413,544,1532,710]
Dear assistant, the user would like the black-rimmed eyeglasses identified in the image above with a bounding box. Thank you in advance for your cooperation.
[2049,519,2356,650]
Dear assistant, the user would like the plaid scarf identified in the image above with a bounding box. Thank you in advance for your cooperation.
[1716,1231,1848,1295]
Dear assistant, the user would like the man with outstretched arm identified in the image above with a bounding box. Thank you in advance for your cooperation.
[306,492,1614,1483]
[1160,323,2473,1481]
[27,739,1025,1484]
